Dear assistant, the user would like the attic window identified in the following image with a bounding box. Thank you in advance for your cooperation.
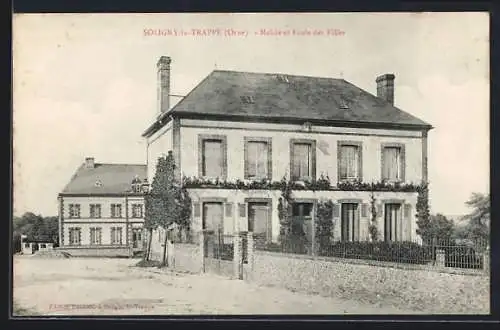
[339,96,350,109]
[240,96,255,104]
[95,180,103,187]
[276,74,289,83]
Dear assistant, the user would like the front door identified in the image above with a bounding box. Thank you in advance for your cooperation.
[132,229,143,249]
[384,203,402,242]
[248,202,271,249]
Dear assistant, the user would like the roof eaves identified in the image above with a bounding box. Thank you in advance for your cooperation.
[174,111,433,131]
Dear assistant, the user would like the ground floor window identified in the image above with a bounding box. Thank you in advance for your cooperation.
[110,227,123,245]
[248,202,272,244]
[384,203,403,242]
[69,227,81,245]
[341,203,360,242]
[90,227,102,245]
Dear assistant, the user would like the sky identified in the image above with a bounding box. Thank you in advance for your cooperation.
[12,12,489,217]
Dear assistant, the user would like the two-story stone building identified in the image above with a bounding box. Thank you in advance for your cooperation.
[57,157,148,257]
[143,56,432,258]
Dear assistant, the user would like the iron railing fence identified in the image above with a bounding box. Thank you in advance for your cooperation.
[252,234,489,270]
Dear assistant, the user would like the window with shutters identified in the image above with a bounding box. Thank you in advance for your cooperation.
[245,137,272,180]
[68,227,81,245]
[290,139,316,181]
[381,143,405,182]
[110,227,123,245]
[338,141,362,181]
[132,204,143,218]
[198,135,227,179]
[89,204,101,218]
[90,227,102,245]
[69,204,81,218]
[111,204,122,218]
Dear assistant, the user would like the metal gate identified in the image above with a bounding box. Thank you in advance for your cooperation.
[203,228,234,277]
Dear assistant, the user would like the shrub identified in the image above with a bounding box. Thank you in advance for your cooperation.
[322,241,434,265]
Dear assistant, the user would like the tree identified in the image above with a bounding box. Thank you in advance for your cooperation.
[143,156,168,261]
[143,151,192,265]
[429,214,455,243]
[463,192,490,241]
[316,199,334,255]
[415,183,432,245]
[12,213,59,254]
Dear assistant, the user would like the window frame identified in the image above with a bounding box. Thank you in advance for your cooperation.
[68,227,81,246]
[244,137,273,180]
[68,204,81,219]
[110,227,123,245]
[289,139,317,181]
[89,227,102,245]
[198,134,228,179]
[131,204,143,218]
[340,202,360,242]
[110,204,122,218]
[381,142,406,183]
[337,141,363,182]
[89,204,102,218]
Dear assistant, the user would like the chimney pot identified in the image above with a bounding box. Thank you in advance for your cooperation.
[376,73,395,105]
[85,157,95,169]
[157,56,172,116]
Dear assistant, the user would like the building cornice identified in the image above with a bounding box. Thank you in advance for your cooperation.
[142,111,433,139]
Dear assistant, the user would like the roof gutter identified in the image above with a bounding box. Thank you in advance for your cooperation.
[142,112,175,138]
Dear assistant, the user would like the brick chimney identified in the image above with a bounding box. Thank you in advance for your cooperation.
[85,157,95,169]
[376,73,395,105]
[157,56,171,117]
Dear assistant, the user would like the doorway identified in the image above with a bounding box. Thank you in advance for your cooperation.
[132,229,143,249]
[248,202,271,249]
[384,203,403,242]
[202,202,233,277]
[290,202,314,254]
[341,203,359,242]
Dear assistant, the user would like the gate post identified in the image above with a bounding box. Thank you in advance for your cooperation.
[247,232,254,280]
[199,230,205,273]
[233,232,242,279]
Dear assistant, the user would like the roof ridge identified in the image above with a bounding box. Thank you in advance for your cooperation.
[212,69,342,81]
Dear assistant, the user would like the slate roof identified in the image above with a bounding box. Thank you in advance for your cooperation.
[144,70,432,137]
[60,163,147,195]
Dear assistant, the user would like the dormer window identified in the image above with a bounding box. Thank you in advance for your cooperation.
[339,96,349,109]
[95,180,102,187]
[240,96,255,104]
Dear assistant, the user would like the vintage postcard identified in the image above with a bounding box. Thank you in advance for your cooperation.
[12,12,490,316]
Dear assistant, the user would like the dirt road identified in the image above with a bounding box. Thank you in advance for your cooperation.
[13,255,418,315]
